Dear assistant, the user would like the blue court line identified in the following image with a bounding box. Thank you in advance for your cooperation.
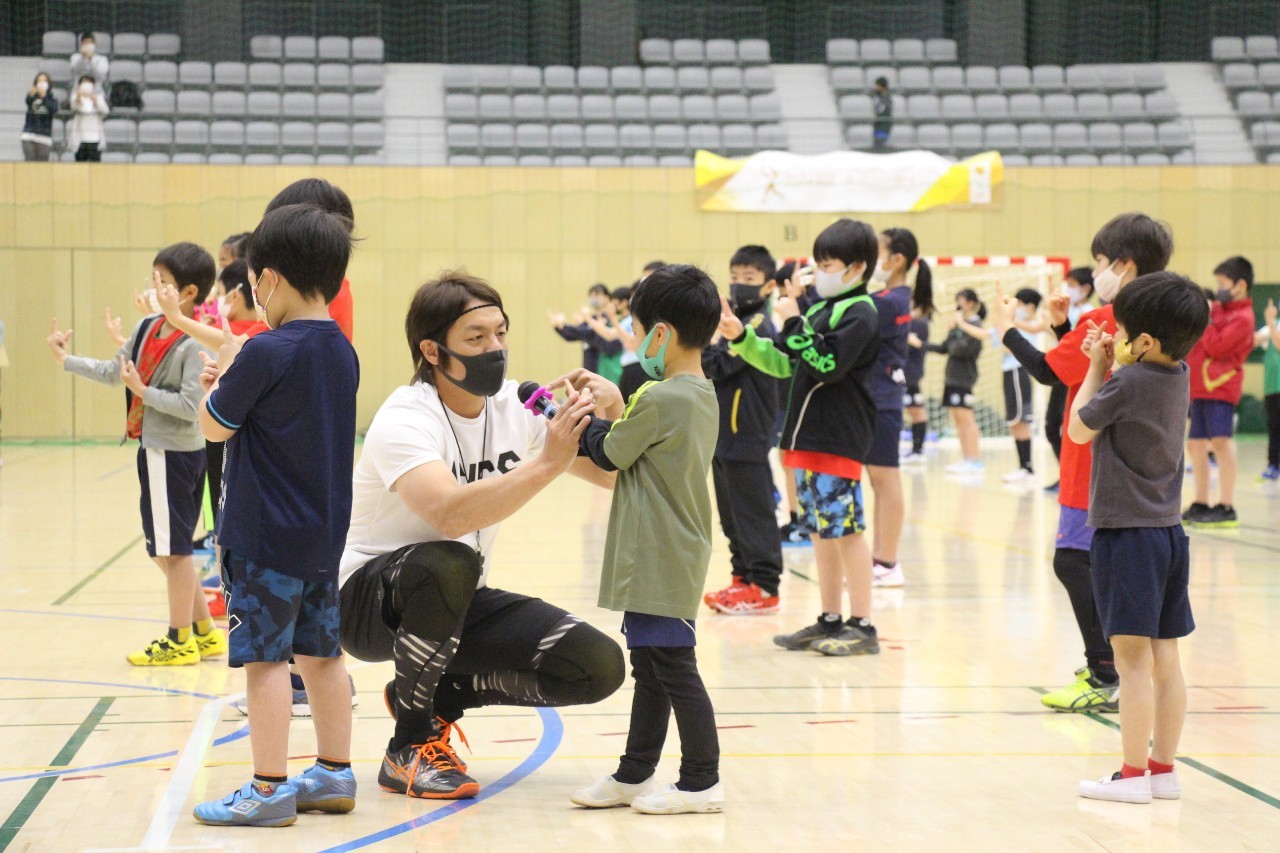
[317,707,564,853]
[0,678,247,784]
[95,462,132,481]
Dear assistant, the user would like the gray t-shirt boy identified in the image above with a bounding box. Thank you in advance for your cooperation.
[1078,361,1190,529]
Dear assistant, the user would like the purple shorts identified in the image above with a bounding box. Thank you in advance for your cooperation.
[1188,399,1235,440]
[1056,505,1095,552]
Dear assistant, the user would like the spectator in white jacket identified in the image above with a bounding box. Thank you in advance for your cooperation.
[68,76,109,161]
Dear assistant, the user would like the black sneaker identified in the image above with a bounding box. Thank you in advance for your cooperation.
[378,729,477,800]
[811,620,881,657]
[1191,504,1239,529]
[773,617,841,650]
[779,521,811,547]
[1181,502,1211,523]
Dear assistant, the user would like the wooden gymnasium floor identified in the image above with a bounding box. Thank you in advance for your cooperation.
[0,438,1277,852]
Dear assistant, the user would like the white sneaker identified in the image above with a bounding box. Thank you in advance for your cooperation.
[872,563,905,588]
[900,452,926,465]
[570,774,657,808]
[1002,468,1037,483]
[630,782,725,815]
[1078,771,1152,804]
[945,459,985,475]
[1149,769,1180,800]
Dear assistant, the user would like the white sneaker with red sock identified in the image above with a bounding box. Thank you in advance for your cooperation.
[1078,769,1152,804]
[1149,766,1180,800]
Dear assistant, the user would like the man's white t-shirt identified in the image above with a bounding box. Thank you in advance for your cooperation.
[339,379,547,589]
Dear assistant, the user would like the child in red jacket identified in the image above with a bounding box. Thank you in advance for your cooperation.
[1182,256,1256,528]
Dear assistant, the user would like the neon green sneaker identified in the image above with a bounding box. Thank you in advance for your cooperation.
[1041,667,1119,713]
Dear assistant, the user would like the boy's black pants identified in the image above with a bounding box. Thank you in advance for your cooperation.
[712,457,783,596]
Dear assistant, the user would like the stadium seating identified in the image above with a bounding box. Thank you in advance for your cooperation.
[1213,34,1280,160]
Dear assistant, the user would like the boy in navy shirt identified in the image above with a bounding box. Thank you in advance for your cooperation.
[1068,272,1210,804]
[193,204,360,827]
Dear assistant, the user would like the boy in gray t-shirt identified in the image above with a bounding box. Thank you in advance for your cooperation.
[1067,272,1210,806]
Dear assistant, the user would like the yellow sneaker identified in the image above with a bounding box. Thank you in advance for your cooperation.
[127,634,200,667]
[195,628,227,660]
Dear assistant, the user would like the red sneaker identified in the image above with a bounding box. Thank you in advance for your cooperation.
[703,576,747,609]
[204,588,227,619]
[710,582,780,614]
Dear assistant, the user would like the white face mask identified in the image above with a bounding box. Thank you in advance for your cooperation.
[79,82,94,96]
[1094,262,1124,303]
[814,263,860,298]
[36,80,49,94]
[870,266,891,283]
[1066,286,1088,306]
[82,44,95,57]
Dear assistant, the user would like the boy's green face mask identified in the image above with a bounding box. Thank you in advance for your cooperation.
[638,322,669,381]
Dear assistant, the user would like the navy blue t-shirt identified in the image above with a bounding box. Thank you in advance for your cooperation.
[871,285,912,411]
[904,316,929,385]
[207,320,359,582]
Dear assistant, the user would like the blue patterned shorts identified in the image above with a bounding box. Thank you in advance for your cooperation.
[794,469,866,539]
[222,551,341,667]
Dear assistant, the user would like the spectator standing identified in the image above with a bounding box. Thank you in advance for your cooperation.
[68,75,109,162]
[70,33,109,94]
[872,77,892,150]
[21,72,59,161]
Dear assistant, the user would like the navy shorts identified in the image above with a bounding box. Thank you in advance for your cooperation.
[1090,526,1194,640]
[1003,367,1033,425]
[622,612,696,649]
[943,384,974,410]
[137,447,205,558]
[1188,399,1235,439]
[795,469,866,539]
[222,551,341,667]
[866,409,903,468]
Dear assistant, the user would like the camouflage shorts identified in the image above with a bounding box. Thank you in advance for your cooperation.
[222,551,341,667]
[794,470,866,540]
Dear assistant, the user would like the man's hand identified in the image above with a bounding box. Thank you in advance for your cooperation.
[990,281,1016,334]
[198,350,220,393]
[538,387,595,475]
[550,368,624,420]
[118,355,146,395]
[1047,289,1070,326]
[46,318,73,366]
[716,296,745,340]
[104,307,125,346]
[216,319,247,372]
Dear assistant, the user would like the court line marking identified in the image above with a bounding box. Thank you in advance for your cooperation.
[52,534,145,606]
[0,697,114,851]
[0,608,169,625]
[315,706,564,853]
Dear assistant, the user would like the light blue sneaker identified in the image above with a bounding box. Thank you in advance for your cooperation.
[290,764,357,814]
[193,781,297,827]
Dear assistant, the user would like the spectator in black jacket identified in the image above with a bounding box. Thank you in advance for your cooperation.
[21,72,58,161]
[872,77,893,150]
[929,288,986,474]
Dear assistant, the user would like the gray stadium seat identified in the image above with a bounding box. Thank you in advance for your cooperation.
[925,38,957,64]
[653,123,687,152]
[845,125,873,150]
[1144,92,1178,120]
[481,124,514,153]
[827,39,859,64]
[1222,64,1257,90]
[683,95,716,122]
[839,95,874,121]
[144,61,178,87]
[655,154,691,166]
[907,94,941,121]
[688,124,721,150]
[284,36,317,61]
[317,122,352,148]
[893,39,925,65]
[916,123,951,153]
[544,66,576,92]
[620,124,653,152]
[138,119,174,148]
[898,67,932,94]
[1259,63,1280,89]
[318,154,353,165]
[282,121,316,149]
[1157,121,1192,151]
[1211,37,1244,62]
[444,66,477,92]
[643,67,677,92]
[250,36,283,60]
[318,63,351,90]
[1009,93,1042,120]
[113,59,144,82]
[951,123,983,152]
[711,66,744,93]
[999,65,1033,93]
[1031,154,1065,166]
[352,92,382,118]
[1065,65,1101,91]
[318,36,350,61]
[932,66,965,94]
[483,155,517,166]
[588,155,623,166]
[555,155,589,166]
[210,120,245,148]
[318,93,351,118]
[861,39,892,64]
[516,123,549,151]
[648,94,680,121]
[114,33,146,58]
[706,39,737,65]
[941,94,976,121]
[578,67,610,93]
[249,62,282,88]
[179,61,212,88]
[43,31,76,58]
[283,92,316,118]
[210,153,244,164]
[716,94,750,122]
[1110,93,1145,120]
[512,94,545,120]
[1002,154,1029,166]
[172,152,206,164]
[614,95,647,121]
[866,66,896,89]
[672,39,705,66]
[1032,65,1065,92]
[976,94,1009,121]
[1077,93,1110,120]
[143,89,176,114]
[284,64,317,89]
[1089,122,1122,152]
[1043,93,1076,120]
[215,62,247,88]
[1099,65,1134,92]
[148,34,180,58]
[830,67,866,94]
[177,91,211,117]
[351,37,384,62]
[966,66,999,93]
[352,64,384,89]
[510,66,542,93]
[1065,153,1099,166]
[1019,123,1053,152]
[1133,66,1165,91]
[677,67,711,93]
[212,91,246,116]
[136,152,171,164]
[640,39,672,65]
[101,151,132,163]
[722,124,756,154]
[1139,152,1174,164]
[1053,122,1088,153]
[888,124,915,149]
[1123,122,1157,150]
[447,123,480,152]
[611,67,643,93]
[245,153,279,165]
[738,39,770,65]
[1099,153,1135,166]
[282,153,315,165]
[103,118,138,147]
[547,94,581,120]
[623,155,658,166]
[750,94,782,121]
[585,124,619,151]
[246,121,280,148]
[984,123,1019,150]
[479,94,513,120]
[757,124,787,150]
[91,32,112,54]
[1238,91,1274,118]
[248,91,282,117]
[551,124,584,151]
[1246,36,1280,60]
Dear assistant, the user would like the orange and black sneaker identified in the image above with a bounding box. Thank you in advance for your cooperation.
[703,576,747,610]
[381,683,470,772]
[378,732,478,800]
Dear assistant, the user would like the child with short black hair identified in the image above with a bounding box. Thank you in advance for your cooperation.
[702,245,784,613]
[1069,272,1210,804]
[727,219,884,657]
[571,264,725,814]
[193,203,360,827]
[1182,255,1256,528]
[47,242,225,666]
[1001,287,1044,483]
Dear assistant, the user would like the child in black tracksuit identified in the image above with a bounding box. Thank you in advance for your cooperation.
[702,246,784,614]
[929,288,986,471]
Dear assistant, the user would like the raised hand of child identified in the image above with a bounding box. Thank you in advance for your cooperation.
[1266,298,1277,325]
[550,368,623,420]
[990,280,1016,333]
[197,351,220,393]
[716,295,744,340]
[216,318,246,372]
[155,279,184,319]
[1047,289,1071,326]
[104,307,125,346]
[46,318,73,365]
[907,331,922,348]
[118,355,146,395]
[547,310,565,328]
